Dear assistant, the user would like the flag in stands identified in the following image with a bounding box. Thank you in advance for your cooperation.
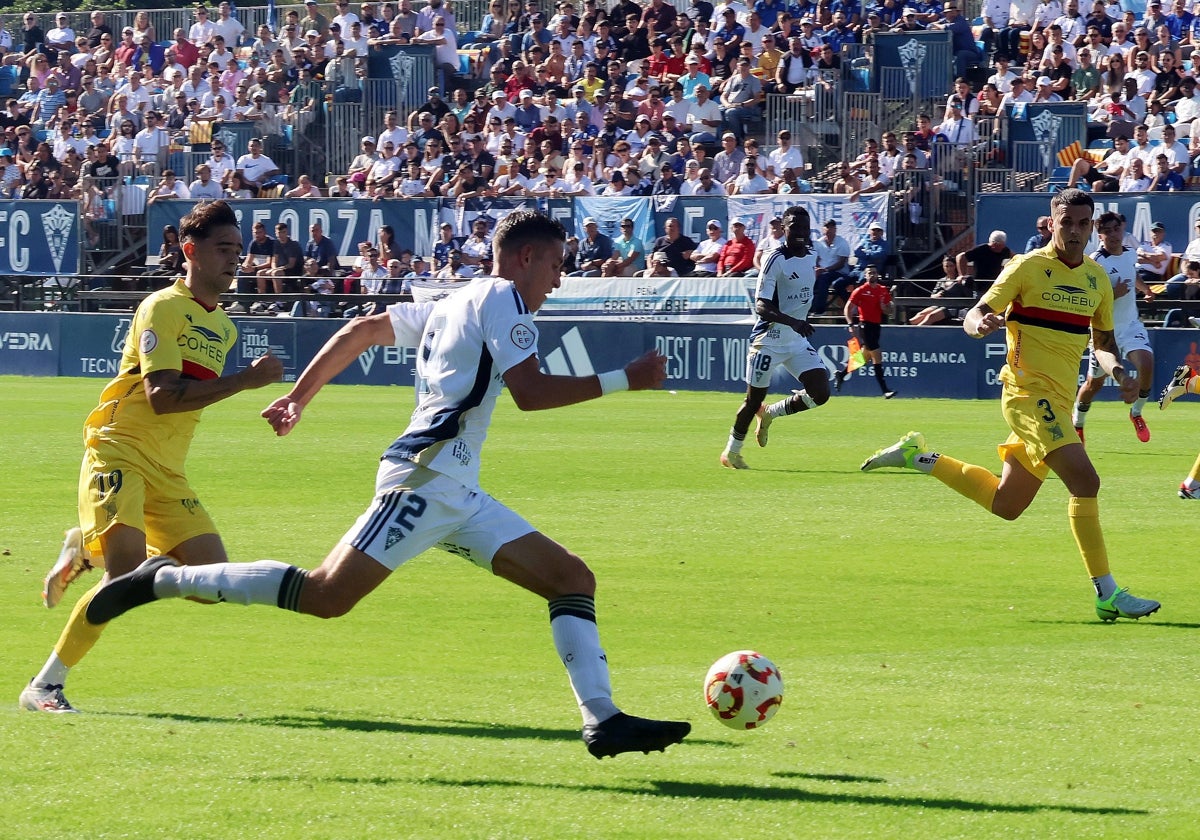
[1056,141,1084,167]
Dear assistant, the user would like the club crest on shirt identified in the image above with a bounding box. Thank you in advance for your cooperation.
[510,324,535,350]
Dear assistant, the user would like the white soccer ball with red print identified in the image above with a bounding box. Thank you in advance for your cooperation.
[703,650,784,730]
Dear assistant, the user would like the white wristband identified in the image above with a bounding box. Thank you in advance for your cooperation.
[598,369,629,395]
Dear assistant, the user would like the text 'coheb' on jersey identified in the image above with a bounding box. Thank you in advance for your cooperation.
[84,279,236,470]
[981,244,1114,403]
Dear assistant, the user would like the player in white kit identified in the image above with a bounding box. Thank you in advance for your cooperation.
[1072,211,1155,444]
[720,205,829,469]
[87,210,690,759]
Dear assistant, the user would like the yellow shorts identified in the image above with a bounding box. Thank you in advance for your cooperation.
[78,437,217,557]
[996,388,1077,482]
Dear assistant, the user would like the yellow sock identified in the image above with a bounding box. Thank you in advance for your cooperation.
[54,580,109,668]
[1187,452,1200,485]
[1067,496,1109,579]
[1190,375,1200,396]
[930,455,999,512]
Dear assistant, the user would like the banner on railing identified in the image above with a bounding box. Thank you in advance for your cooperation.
[7,311,1195,399]
[0,201,81,277]
[975,193,1200,252]
[146,194,891,264]
[541,275,754,323]
[871,32,952,99]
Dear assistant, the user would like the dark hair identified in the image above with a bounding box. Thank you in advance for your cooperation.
[1096,210,1124,228]
[179,199,239,242]
[782,205,812,256]
[162,224,180,242]
[1050,187,1094,212]
[493,209,566,258]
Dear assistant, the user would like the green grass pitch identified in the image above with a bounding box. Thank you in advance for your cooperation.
[3,375,1200,839]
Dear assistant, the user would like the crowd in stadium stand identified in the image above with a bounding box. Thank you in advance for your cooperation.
[5,0,1200,309]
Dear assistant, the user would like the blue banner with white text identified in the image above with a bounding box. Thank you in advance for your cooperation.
[0,201,81,277]
[5,311,1197,399]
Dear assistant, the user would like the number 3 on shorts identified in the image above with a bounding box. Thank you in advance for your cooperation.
[1036,399,1056,423]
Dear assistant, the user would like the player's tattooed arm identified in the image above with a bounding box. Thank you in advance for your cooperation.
[143,354,283,415]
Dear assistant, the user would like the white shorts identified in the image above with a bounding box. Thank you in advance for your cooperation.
[342,459,535,571]
[1087,323,1152,379]
[745,337,823,389]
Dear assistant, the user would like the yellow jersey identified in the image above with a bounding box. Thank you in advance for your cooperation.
[83,279,237,472]
[981,244,1113,404]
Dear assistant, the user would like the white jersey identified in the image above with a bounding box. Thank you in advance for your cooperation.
[383,277,536,489]
[751,247,818,344]
[1089,245,1149,360]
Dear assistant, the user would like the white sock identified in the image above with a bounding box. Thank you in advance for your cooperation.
[725,434,744,454]
[548,595,617,726]
[1073,401,1089,428]
[33,652,69,688]
[765,397,790,419]
[1184,478,1200,491]
[1092,573,1117,599]
[1131,397,1147,417]
[154,561,301,608]
[913,452,939,474]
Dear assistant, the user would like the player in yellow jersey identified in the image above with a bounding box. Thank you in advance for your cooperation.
[20,200,283,713]
[861,189,1161,622]
[1157,364,1200,498]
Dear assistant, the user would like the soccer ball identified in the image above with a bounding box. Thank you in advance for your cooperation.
[703,650,784,730]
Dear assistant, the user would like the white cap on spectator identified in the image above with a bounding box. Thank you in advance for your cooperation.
[362,135,376,144]
[583,217,598,226]
[306,29,320,37]
[492,90,507,99]
[707,219,722,229]
[652,252,669,263]
[869,221,884,230]
[1036,75,1053,86]
[730,218,746,227]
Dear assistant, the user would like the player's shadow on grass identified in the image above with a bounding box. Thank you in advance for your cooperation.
[112,711,727,747]
[1026,620,1200,629]
[413,777,1147,815]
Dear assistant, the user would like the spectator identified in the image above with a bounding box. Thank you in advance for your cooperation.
[571,217,615,275]
[909,255,974,325]
[957,229,1014,285]
[641,250,680,277]
[237,220,276,295]
[687,219,726,276]
[1158,258,1200,300]
[652,216,697,275]
[717,218,756,276]
[719,57,762,140]
[1135,220,1173,288]
[606,217,646,276]
[1023,215,1052,252]
[257,221,304,309]
[753,217,785,270]
[457,216,493,275]
[731,156,771,194]
[305,221,341,274]
[146,169,190,202]
[813,219,852,315]
[235,137,281,194]
[853,222,892,281]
